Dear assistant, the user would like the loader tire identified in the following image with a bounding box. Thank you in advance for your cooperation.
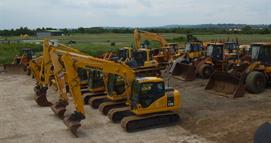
[246,71,266,94]
[199,64,214,79]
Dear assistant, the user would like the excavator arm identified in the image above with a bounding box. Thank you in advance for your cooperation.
[134,29,168,49]
[34,39,88,107]
[60,52,136,136]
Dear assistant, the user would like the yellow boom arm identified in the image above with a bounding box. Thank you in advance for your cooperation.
[61,52,136,115]
[134,29,168,49]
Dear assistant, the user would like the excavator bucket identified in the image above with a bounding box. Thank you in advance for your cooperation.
[50,100,68,119]
[63,112,85,137]
[254,122,271,143]
[3,64,26,74]
[169,62,196,81]
[34,86,52,107]
[205,71,246,98]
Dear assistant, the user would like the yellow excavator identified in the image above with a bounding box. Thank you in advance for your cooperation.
[205,42,271,98]
[59,52,181,136]
[33,40,92,107]
[48,47,107,119]
[133,29,179,68]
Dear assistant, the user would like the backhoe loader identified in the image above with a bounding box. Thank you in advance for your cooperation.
[205,42,271,98]
[133,29,179,68]
[59,52,181,136]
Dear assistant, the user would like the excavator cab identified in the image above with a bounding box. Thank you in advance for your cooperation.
[107,73,126,100]
[118,47,132,62]
[117,77,180,132]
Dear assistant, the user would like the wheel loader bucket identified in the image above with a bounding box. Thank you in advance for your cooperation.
[3,64,26,74]
[169,62,196,81]
[205,71,245,98]
[254,122,271,143]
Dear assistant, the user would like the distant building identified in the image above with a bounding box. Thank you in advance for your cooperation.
[36,30,63,39]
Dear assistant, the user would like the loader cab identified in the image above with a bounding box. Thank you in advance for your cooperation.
[131,77,165,110]
[184,42,204,59]
[251,43,271,65]
[206,43,224,61]
[223,42,239,60]
[22,48,33,59]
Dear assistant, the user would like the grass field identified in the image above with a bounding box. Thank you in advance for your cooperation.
[0,33,271,64]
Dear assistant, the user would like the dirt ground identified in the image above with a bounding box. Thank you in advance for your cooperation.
[0,73,270,143]
[0,73,212,143]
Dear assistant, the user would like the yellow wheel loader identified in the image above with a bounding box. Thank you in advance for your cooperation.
[58,52,181,136]
[170,41,241,81]
[205,42,271,98]
[4,48,34,74]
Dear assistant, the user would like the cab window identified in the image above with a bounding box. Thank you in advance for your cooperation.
[139,82,165,108]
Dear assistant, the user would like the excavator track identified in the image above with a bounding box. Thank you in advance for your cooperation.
[108,107,133,123]
[121,112,180,132]
[88,95,108,109]
[98,101,127,115]
[50,100,68,119]
[82,92,106,104]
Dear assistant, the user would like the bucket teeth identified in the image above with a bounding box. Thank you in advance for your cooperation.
[50,100,68,119]
[63,111,85,137]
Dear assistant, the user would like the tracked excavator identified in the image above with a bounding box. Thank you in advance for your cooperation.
[133,29,179,68]
[59,52,180,136]
[48,47,107,119]
[33,40,93,107]
[205,42,271,98]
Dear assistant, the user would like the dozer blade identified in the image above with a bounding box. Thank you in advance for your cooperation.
[254,122,271,143]
[3,64,26,74]
[205,71,245,98]
[170,62,196,81]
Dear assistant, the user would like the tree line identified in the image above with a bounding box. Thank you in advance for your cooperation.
[0,25,271,36]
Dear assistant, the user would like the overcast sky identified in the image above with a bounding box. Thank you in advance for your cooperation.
[0,0,270,29]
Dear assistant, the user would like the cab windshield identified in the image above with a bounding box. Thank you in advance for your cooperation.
[252,45,271,64]
[185,43,202,52]
[251,45,261,60]
[224,43,237,51]
[132,81,165,108]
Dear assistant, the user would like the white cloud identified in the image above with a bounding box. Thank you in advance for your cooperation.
[0,0,270,29]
